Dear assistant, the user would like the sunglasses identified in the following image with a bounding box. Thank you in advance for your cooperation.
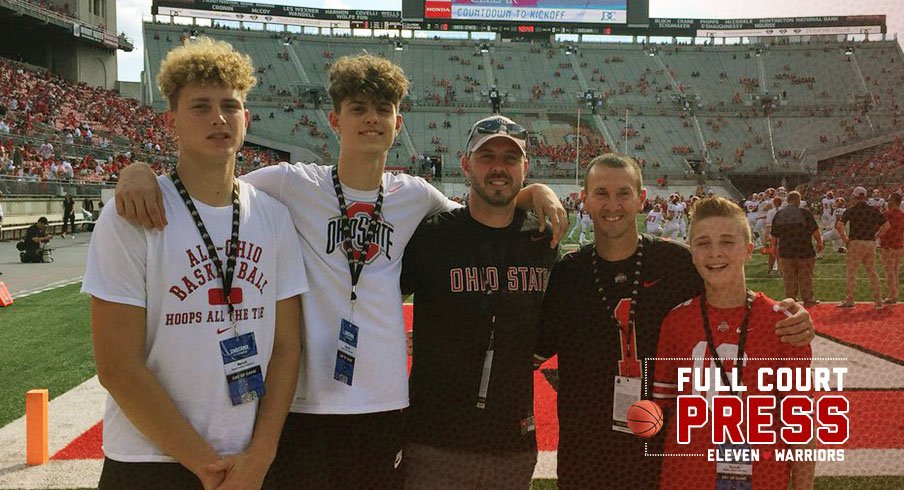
[468,118,528,142]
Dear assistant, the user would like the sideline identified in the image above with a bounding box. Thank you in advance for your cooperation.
[0,377,104,489]
[13,277,84,299]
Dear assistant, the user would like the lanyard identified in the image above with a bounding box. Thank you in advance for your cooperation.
[170,170,241,335]
[700,290,754,395]
[591,235,644,360]
[330,165,384,305]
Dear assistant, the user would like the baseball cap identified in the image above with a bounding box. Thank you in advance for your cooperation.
[466,115,527,157]
[852,186,868,197]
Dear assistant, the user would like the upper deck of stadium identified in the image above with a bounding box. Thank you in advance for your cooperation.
[140,21,904,186]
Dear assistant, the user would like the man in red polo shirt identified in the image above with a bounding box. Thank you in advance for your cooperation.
[880,193,904,304]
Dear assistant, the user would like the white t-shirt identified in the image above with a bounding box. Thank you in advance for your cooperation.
[82,177,308,462]
[241,163,455,414]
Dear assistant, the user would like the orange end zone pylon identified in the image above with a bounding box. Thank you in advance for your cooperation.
[0,282,12,307]
[26,389,49,465]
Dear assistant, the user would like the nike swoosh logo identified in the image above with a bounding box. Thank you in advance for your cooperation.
[643,279,662,288]
[216,327,231,335]
[388,182,404,193]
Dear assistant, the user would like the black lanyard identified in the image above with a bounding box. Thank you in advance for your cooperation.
[591,235,644,365]
[170,170,241,333]
[331,165,384,304]
[700,290,754,395]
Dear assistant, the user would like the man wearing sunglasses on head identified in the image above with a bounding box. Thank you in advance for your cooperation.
[401,115,558,489]
[112,56,568,489]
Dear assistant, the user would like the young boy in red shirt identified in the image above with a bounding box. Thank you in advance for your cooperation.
[654,197,815,490]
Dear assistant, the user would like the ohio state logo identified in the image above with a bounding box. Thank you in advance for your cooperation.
[325,202,395,263]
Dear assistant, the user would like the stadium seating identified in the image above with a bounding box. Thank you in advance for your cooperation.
[5,22,904,199]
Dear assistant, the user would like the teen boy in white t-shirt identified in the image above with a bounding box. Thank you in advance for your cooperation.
[83,38,307,490]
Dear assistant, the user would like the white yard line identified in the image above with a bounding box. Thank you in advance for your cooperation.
[12,278,84,299]
[534,450,557,479]
[0,376,105,489]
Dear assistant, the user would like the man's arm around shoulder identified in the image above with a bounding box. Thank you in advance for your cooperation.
[115,163,167,229]
[515,184,568,247]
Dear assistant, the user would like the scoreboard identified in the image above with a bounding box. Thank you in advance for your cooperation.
[152,0,409,30]
[422,1,628,25]
[404,0,649,33]
[151,1,883,38]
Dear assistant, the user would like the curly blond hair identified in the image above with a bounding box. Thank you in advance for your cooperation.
[328,53,408,110]
[157,37,256,109]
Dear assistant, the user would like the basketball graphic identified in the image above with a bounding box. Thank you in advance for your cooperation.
[627,400,664,438]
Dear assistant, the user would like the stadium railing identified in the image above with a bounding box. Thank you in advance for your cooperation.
[0,176,109,197]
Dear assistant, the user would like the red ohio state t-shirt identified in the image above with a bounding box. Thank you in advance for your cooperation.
[653,293,812,490]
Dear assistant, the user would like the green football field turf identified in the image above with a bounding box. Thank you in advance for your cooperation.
[0,283,94,427]
[0,215,901,489]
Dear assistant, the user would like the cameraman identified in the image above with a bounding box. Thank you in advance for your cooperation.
[22,217,52,263]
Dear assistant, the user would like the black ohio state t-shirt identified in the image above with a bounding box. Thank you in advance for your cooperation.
[402,207,557,453]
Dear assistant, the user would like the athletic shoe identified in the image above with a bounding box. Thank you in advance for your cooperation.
[875,302,884,309]
[837,302,855,308]
[884,298,898,304]
[803,300,821,307]
[838,247,847,253]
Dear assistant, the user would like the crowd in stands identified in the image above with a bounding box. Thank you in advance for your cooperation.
[530,136,611,169]
[6,29,904,188]
[803,138,904,204]
[0,58,283,184]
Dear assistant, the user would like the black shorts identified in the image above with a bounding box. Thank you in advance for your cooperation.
[97,458,201,490]
[264,410,405,490]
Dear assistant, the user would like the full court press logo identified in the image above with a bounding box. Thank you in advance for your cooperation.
[634,358,851,464]
[672,363,848,462]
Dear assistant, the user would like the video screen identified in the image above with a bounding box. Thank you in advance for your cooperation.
[424,0,628,24]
